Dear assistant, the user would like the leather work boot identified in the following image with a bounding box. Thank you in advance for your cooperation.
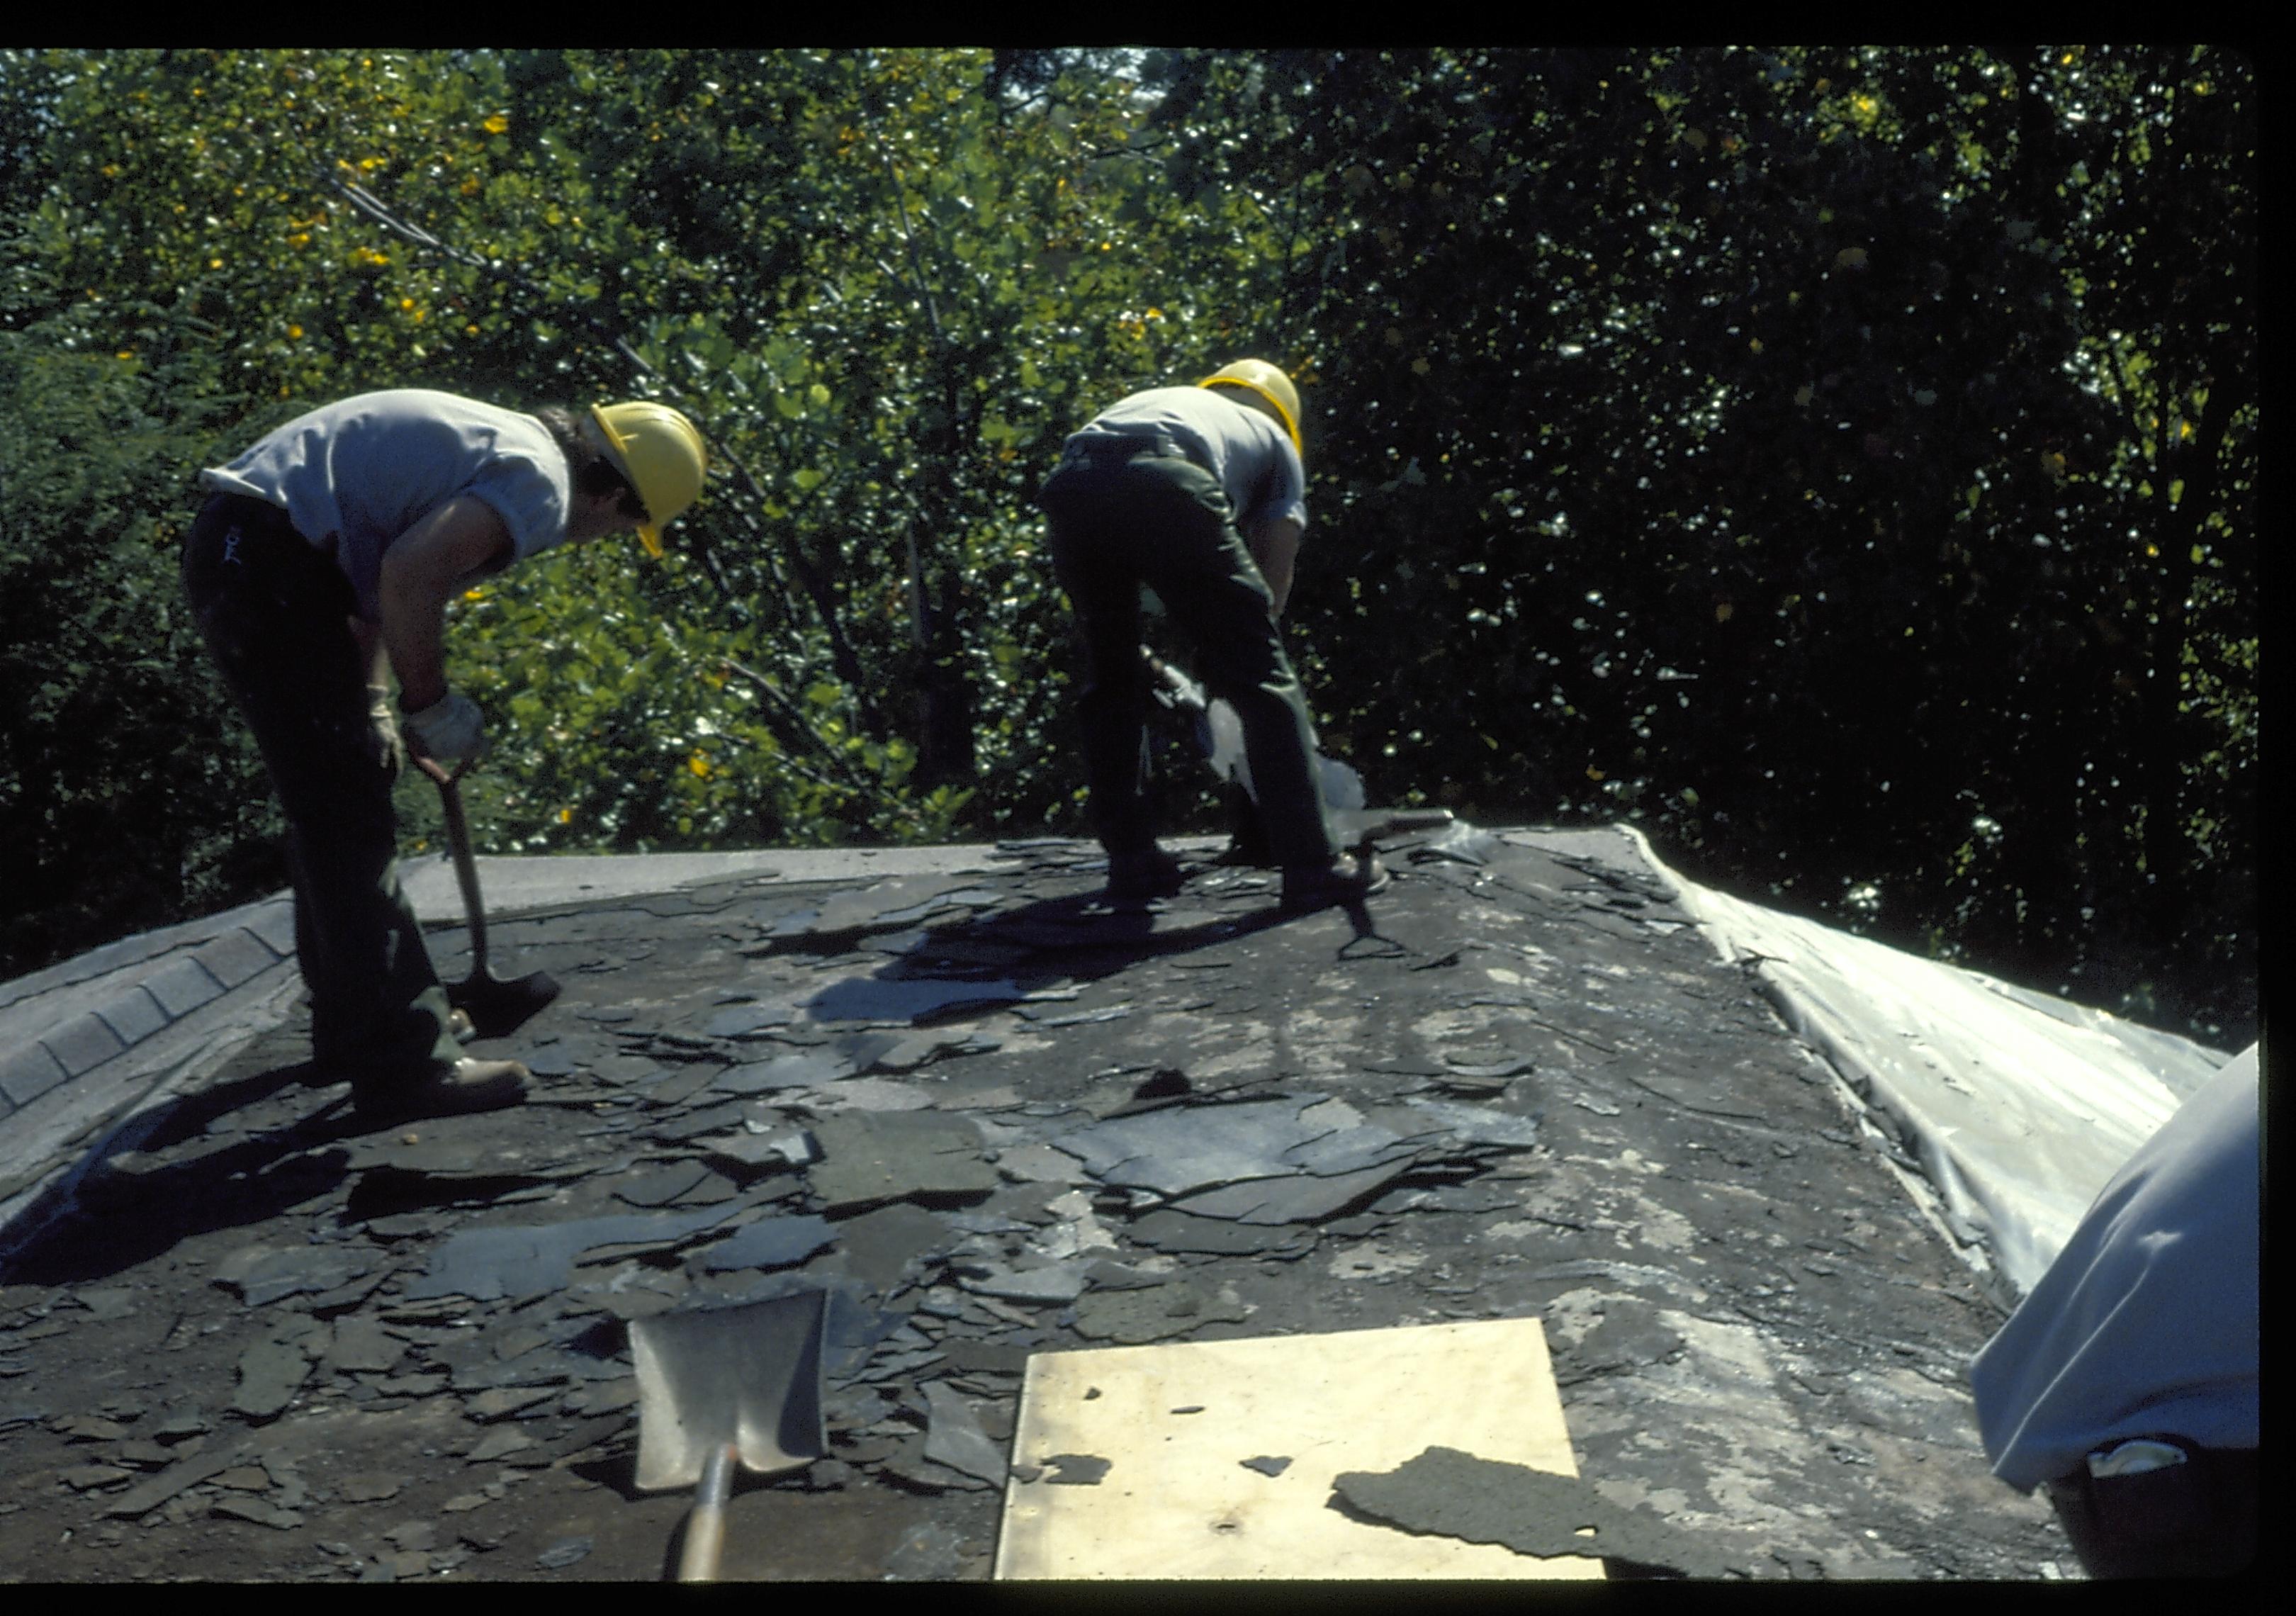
[1281,851,1390,911]
[1106,846,1186,902]
[352,1057,530,1126]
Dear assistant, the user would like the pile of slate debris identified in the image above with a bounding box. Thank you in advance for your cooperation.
[1,829,1581,1576]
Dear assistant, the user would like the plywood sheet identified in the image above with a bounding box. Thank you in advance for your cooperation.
[995,1316,1601,1580]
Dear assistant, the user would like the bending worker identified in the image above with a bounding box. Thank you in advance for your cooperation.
[1969,1040,2261,1579]
[1037,359,1380,909]
[182,388,707,1125]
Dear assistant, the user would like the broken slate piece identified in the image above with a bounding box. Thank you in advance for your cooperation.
[699,1214,838,1273]
[1042,1453,1111,1486]
[1331,1445,1734,1578]
[997,1143,1091,1186]
[232,1338,312,1420]
[1242,1455,1293,1477]
[468,1429,537,1464]
[612,1163,716,1208]
[697,1128,816,1177]
[1127,1210,1318,1257]
[403,1206,741,1303]
[716,1050,853,1095]
[213,1245,376,1308]
[807,1111,996,1213]
[101,1442,253,1518]
[704,1004,791,1039]
[1397,1098,1543,1150]
[466,1386,559,1423]
[958,1261,1094,1306]
[1069,1281,1250,1345]
[921,1381,1008,1488]
[1050,1097,1335,1199]
[829,1201,956,1290]
[806,975,1040,1025]
[936,1340,1031,1376]
[211,1498,303,1530]
[535,1537,592,1571]
[870,1030,971,1072]
[323,1317,404,1376]
[809,875,972,935]
[1167,1160,1420,1227]
[806,1077,935,1112]
[344,1133,585,1184]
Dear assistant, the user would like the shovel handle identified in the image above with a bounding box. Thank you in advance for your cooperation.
[677,1442,736,1583]
[415,756,489,975]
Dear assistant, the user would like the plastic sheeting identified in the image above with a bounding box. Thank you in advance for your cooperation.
[1608,826,2235,1298]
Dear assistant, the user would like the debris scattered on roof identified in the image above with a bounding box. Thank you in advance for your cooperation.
[1333,1444,1743,1578]
[1,821,2173,1581]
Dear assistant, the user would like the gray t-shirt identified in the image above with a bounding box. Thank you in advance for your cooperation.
[1967,1042,2260,1490]
[199,389,571,622]
[1073,386,1308,535]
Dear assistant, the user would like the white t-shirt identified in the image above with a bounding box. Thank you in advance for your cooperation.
[1073,386,1309,536]
[200,389,570,622]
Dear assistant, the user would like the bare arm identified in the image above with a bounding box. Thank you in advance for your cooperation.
[1248,516,1304,620]
[377,495,513,710]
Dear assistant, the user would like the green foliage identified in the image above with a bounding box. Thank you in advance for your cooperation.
[0,315,277,977]
[0,47,2254,1046]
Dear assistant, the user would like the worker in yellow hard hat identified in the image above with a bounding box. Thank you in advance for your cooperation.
[1035,359,1383,911]
[182,388,706,1123]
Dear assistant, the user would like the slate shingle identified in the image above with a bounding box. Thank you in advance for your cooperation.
[0,1042,72,1110]
[142,956,227,1019]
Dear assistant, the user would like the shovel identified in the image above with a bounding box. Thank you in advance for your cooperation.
[630,1289,831,1583]
[413,753,560,1038]
[1144,648,1454,860]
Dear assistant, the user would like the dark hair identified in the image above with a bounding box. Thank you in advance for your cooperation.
[534,405,649,521]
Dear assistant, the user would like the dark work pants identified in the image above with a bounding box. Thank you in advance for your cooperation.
[181,493,462,1082]
[2044,1445,2258,1579]
[1038,449,1336,870]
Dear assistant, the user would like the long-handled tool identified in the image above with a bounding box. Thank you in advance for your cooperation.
[413,754,560,1038]
[631,1289,830,1582]
[1144,648,1454,860]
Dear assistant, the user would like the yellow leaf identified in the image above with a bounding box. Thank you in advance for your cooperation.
[483,113,510,134]
[1586,766,1606,781]
[690,753,711,778]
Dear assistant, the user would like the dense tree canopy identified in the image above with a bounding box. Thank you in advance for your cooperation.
[0,47,2255,1046]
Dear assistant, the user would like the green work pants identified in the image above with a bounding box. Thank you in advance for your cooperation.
[181,494,463,1081]
[1038,447,1337,870]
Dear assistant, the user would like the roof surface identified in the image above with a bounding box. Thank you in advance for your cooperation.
[0,821,2230,1581]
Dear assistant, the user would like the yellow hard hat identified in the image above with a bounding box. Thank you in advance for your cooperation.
[591,400,708,558]
[1200,359,1302,456]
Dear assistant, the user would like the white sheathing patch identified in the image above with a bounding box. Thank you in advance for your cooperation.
[1607,825,2231,1295]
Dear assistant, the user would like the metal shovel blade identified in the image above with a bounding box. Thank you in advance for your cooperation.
[629,1289,830,1493]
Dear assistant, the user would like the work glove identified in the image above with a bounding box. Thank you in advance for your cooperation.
[403,689,487,765]
[368,683,406,778]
